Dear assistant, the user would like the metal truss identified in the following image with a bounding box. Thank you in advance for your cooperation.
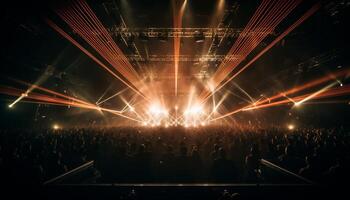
[107,27,274,38]
[125,54,240,62]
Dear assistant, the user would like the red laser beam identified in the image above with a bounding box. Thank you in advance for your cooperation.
[0,85,142,122]
[172,0,186,96]
[201,3,320,105]
[210,80,350,122]
[52,0,151,100]
[45,18,148,101]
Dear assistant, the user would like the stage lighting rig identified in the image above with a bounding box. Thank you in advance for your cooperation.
[145,104,169,126]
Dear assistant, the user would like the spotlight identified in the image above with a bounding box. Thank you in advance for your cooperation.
[287,124,295,130]
[185,105,203,115]
[53,124,61,130]
[149,105,161,115]
[8,104,13,108]
[294,102,301,107]
[191,105,203,114]
[194,31,205,43]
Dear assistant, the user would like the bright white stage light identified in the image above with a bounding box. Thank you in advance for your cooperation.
[294,102,301,107]
[52,124,61,130]
[287,124,295,130]
[149,104,168,116]
[184,105,203,115]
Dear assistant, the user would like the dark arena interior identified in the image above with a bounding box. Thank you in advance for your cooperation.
[1,0,350,199]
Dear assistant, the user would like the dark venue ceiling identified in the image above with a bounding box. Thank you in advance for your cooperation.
[0,0,349,129]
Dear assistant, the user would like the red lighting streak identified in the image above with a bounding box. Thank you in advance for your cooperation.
[50,0,150,100]
[199,0,303,102]
[172,0,186,96]
[210,82,350,122]
[45,18,148,101]
[203,3,320,104]
[244,84,350,111]
[254,69,349,107]
[0,85,142,122]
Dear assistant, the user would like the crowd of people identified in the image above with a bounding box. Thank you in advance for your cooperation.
[0,126,349,185]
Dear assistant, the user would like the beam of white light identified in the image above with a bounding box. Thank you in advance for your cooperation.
[145,103,169,126]
[227,90,252,104]
[8,92,28,108]
[294,82,337,107]
[282,93,296,104]
[185,86,196,113]
[8,64,55,108]
[149,104,168,116]
[97,87,128,105]
[233,82,255,104]
[120,95,145,121]
[96,84,114,104]
[205,93,228,121]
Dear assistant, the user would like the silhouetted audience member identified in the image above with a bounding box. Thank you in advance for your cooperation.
[0,127,349,185]
[211,148,237,182]
[245,144,262,182]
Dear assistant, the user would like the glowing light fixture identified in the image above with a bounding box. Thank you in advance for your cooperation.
[287,124,295,130]
[53,124,61,130]
[149,104,168,116]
